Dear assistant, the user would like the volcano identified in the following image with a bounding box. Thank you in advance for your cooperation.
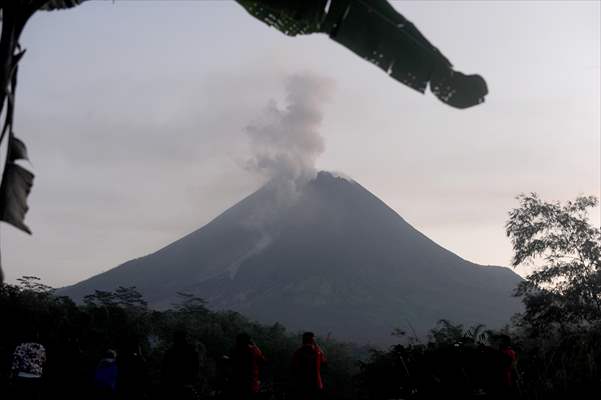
[62,172,522,344]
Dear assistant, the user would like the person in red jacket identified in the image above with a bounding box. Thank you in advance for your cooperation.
[291,332,327,400]
[231,333,265,400]
[498,335,518,397]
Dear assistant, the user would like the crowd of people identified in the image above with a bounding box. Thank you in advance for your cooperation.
[5,331,328,400]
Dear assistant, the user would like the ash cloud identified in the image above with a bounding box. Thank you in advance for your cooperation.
[238,74,334,245]
[245,74,334,185]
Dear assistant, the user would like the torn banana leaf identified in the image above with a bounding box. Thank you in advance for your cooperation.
[0,163,34,234]
[0,136,34,234]
[237,0,328,36]
[8,136,29,161]
[40,0,89,11]
[237,0,488,109]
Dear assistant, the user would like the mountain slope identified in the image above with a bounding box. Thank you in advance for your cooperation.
[62,172,522,343]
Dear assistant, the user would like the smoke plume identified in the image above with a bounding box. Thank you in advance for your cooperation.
[245,74,333,185]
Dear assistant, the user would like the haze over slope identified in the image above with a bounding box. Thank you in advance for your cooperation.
[62,171,522,343]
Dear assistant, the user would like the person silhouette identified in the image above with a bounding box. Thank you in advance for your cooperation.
[94,349,118,400]
[230,333,266,400]
[497,335,518,398]
[117,337,148,400]
[47,336,87,400]
[161,331,200,400]
[291,332,327,400]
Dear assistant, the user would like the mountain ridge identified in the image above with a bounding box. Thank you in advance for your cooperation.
[61,171,522,344]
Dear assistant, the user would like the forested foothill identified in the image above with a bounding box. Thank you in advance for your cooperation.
[1,194,599,399]
[0,278,359,399]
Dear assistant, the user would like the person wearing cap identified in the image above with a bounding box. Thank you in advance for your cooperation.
[230,333,266,400]
[291,332,327,400]
[94,349,118,400]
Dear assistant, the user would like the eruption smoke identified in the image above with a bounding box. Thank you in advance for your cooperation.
[245,74,333,185]
[238,74,334,251]
[197,73,335,279]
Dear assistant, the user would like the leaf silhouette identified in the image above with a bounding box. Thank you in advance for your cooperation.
[0,136,34,234]
[237,0,488,108]
[237,0,326,36]
[40,0,89,11]
[8,135,29,161]
[430,70,488,109]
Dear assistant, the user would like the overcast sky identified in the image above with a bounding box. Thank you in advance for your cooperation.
[2,0,599,287]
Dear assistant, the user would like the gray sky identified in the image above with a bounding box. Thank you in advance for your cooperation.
[2,0,599,287]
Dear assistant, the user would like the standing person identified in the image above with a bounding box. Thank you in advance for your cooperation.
[291,332,327,400]
[10,340,46,400]
[117,338,148,400]
[230,333,266,400]
[498,335,518,398]
[94,349,118,400]
[46,337,87,400]
[161,331,200,400]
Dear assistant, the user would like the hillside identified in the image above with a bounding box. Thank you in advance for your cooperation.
[61,172,523,343]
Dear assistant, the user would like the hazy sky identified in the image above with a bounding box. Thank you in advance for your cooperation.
[2,0,599,287]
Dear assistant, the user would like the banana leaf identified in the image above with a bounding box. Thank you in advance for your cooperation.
[40,0,88,11]
[0,135,34,234]
[237,0,488,108]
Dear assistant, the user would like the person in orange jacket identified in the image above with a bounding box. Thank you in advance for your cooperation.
[291,332,327,400]
[231,333,265,400]
[498,335,518,397]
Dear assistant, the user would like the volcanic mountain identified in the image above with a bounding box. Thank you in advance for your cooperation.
[62,172,522,344]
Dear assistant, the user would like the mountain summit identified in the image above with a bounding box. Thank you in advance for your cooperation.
[62,172,522,343]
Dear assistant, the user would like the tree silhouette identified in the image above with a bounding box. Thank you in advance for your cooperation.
[506,193,601,328]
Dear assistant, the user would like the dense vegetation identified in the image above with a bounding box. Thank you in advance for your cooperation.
[0,278,360,399]
[356,194,601,399]
[1,194,599,399]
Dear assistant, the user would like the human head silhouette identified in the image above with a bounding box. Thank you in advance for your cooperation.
[236,333,252,347]
[302,332,315,345]
[104,349,117,360]
[499,334,511,349]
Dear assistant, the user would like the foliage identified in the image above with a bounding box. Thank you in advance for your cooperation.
[3,268,600,398]
[40,0,89,11]
[428,319,491,346]
[0,277,358,399]
[16,275,54,294]
[506,194,601,328]
[236,0,488,109]
[355,193,601,399]
[356,336,506,399]
[236,0,325,36]
[500,193,601,397]
[512,322,601,399]
[171,291,208,314]
[357,321,601,399]
[83,286,147,309]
